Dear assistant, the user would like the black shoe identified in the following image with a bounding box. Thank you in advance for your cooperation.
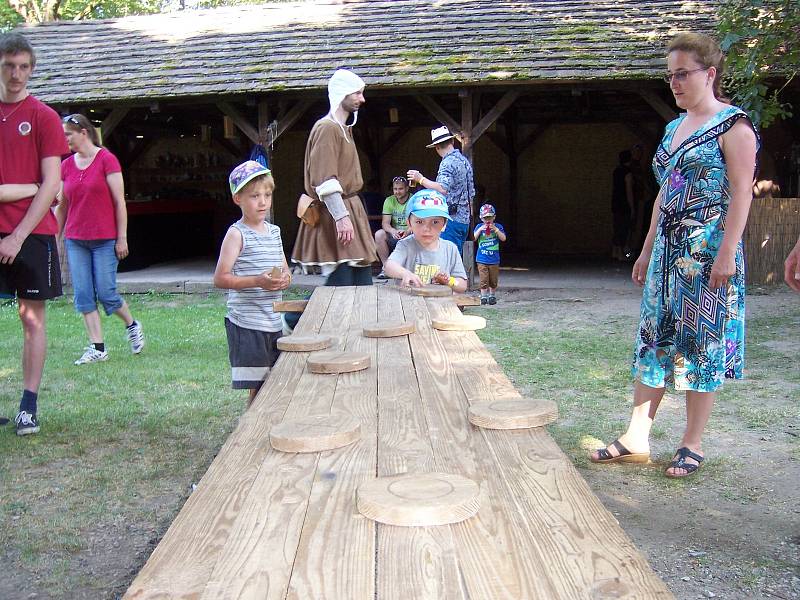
[480,296,488,305]
[488,296,497,305]
[0,416,9,426]
[15,411,39,436]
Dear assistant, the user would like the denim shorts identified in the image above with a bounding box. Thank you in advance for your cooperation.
[65,238,124,315]
[440,220,469,255]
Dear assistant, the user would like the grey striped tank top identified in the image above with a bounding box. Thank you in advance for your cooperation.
[226,219,284,332]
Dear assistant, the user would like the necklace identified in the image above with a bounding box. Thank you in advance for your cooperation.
[0,96,28,123]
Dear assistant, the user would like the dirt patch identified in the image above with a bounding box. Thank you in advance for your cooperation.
[497,286,800,600]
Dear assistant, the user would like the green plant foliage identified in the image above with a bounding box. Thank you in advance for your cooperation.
[717,0,799,128]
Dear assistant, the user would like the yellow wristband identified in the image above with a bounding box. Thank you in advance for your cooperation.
[448,276,456,288]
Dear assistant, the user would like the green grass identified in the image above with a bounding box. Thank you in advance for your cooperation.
[0,292,241,597]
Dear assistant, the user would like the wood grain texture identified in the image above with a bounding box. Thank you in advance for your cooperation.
[374,284,466,600]
[434,299,673,598]
[195,287,356,600]
[361,320,416,338]
[276,333,334,352]
[286,286,378,600]
[431,315,487,331]
[273,299,309,313]
[404,284,453,297]
[358,472,480,526]
[307,351,371,374]
[124,287,336,600]
[454,294,481,307]
[270,413,361,453]
[468,399,558,430]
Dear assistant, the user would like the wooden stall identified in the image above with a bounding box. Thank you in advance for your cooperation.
[744,197,800,285]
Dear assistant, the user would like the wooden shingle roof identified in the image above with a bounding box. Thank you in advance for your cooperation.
[19,0,718,105]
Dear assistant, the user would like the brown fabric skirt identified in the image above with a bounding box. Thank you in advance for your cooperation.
[291,195,378,267]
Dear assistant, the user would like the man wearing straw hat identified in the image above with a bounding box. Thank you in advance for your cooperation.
[291,68,378,286]
[407,125,475,255]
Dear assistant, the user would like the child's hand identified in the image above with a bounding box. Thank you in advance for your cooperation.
[260,269,291,291]
[401,271,424,288]
[432,272,450,286]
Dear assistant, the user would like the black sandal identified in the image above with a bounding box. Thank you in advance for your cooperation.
[665,447,704,478]
[591,439,650,464]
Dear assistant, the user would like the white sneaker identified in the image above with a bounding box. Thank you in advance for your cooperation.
[75,346,109,365]
[127,321,145,354]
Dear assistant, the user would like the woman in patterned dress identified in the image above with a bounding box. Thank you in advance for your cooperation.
[590,33,759,477]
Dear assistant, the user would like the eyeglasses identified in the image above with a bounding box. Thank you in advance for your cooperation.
[663,68,707,83]
[392,176,409,184]
[62,114,81,125]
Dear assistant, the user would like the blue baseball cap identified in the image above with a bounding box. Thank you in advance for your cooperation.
[407,189,451,220]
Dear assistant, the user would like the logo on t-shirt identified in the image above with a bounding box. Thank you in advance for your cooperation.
[18,121,31,136]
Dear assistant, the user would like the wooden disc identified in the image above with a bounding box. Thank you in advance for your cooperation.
[362,320,416,338]
[276,334,333,352]
[270,413,361,453]
[431,315,487,331]
[405,284,453,297]
[357,472,480,527]
[468,399,558,430]
[308,351,370,374]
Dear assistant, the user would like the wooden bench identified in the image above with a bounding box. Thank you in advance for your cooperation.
[125,285,671,599]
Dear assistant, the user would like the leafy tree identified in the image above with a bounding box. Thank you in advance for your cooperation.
[1,0,164,30]
[718,0,799,128]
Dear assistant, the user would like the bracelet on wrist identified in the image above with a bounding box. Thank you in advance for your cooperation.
[448,276,456,288]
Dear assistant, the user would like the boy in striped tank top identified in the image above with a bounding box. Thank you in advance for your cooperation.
[214,161,291,407]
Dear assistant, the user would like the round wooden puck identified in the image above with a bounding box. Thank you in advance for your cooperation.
[270,413,361,453]
[357,472,480,527]
[431,315,487,331]
[308,351,370,374]
[276,334,333,352]
[406,284,453,297]
[468,399,558,430]
[362,320,416,338]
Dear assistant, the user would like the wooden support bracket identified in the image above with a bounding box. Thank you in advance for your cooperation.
[638,90,677,122]
[276,99,314,139]
[100,107,130,141]
[217,101,259,144]
[471,90,520,145]
[416,95,461,138]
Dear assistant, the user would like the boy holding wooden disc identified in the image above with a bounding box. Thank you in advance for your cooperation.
[214,161,291,406]
[384,189,467,292]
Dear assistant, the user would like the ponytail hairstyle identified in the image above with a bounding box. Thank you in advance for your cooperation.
[667,32,729,103]
[62,113,102,147]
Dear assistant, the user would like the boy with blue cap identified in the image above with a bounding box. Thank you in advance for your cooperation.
[384,189,467,292]
[214,160,290,407]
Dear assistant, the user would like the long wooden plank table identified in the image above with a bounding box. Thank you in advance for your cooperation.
[125,285,672,599]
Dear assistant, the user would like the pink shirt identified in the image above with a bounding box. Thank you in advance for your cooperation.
[61,148,122,240]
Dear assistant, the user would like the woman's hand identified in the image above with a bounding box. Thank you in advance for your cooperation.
[709,251,736,290]
[115,237,129,260]
[631,252,650,287]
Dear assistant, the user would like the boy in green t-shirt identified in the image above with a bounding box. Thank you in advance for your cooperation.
[374,176,410,279]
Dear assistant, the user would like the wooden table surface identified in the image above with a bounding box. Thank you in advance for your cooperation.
[125,285,672,599]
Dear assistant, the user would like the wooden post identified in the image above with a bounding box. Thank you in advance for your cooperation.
[460,89,473,162]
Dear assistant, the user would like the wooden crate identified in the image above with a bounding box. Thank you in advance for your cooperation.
[744,197,800,285]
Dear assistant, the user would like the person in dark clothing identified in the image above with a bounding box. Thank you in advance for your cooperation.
[611,149,635,261]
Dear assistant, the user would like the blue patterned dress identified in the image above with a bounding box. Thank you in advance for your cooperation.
[632,106,758,392]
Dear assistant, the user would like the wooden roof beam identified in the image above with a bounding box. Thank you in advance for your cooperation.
[415,94,461,139]
[217,100,259,144]
[100,107,130,141]
[275,99,313,139]
[471,90,521,146]
[638,90,677,122]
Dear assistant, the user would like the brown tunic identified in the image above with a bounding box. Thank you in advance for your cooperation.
[292,116,377,267]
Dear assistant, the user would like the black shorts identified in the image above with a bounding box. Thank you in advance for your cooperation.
[224,318,281,390]
[386,235,399,252]
[0,233,62,301]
